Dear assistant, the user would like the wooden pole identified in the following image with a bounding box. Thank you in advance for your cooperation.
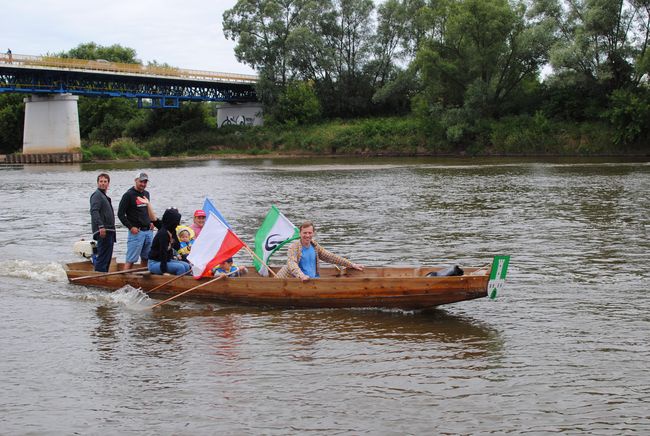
[242,243,278,278]
[71,266,148,282]
[147,268,192,293]
[147,268,240,309]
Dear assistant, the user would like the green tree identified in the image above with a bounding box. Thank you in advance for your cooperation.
[0,94,24,154]
[125,102,212,139]
[78,97,139,144]
[535,0,650,88]
[606,88,650,145]
[272,80,322,124]
[369,0,429,113]
[532,0,650,131]
[224,0,313,85]
[416,0,551,116]
[288,0,378,116]
[54,42,139,63]
[225,0,385,117]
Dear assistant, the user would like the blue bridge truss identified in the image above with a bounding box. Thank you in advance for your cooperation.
[0,63,257,108]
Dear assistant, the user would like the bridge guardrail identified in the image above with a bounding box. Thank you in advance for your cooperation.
[0,53,258,84]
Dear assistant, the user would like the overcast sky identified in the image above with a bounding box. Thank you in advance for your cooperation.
[1,0,255,75]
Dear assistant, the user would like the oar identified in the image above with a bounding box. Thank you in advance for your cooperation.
[146,268,193,293]
[147,268,240,310]
[71,266,148,282]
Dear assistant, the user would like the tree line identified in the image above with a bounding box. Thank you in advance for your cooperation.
[224,0,650,151]
[1,0,649,157]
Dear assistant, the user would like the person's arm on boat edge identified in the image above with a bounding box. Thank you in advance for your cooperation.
[276,221,363,282]
[314,242,364,272]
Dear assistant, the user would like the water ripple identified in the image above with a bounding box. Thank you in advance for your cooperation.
[1,158,649,433]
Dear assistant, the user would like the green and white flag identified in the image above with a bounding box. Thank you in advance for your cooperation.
[487,255,510,299]
[254,205,299,276]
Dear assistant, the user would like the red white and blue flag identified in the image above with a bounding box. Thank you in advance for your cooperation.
[187,212,244,278]
[202,197,231,228]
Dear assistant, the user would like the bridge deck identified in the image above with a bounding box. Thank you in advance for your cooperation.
[0,53,257,84]
[0,53,258,104]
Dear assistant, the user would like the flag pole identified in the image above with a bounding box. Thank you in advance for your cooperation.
[243,243,278,278]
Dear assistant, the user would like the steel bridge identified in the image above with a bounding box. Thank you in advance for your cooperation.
[0,53,258,108]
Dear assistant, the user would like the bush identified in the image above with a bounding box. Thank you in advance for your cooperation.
[109,137,150,159]
[83,143,116,160]
[489,112,556,154]
[271,81,321,125]
[605,89,650,146]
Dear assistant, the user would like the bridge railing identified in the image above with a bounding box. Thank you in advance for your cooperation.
[0,53,258,84]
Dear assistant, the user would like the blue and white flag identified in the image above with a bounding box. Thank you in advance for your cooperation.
[202,198,231,229]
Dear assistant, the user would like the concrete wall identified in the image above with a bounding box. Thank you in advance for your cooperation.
[216,102,263,128]
[23,94,81,153]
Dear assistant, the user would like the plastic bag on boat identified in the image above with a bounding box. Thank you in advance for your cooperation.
[425,265,464,277]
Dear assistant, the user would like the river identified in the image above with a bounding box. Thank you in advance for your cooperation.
[1,157,649,434]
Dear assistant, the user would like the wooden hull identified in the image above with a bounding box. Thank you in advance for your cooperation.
[65,261,491,310]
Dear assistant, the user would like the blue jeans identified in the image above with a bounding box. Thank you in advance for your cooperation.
[94,234,115,272]
[125,230,153,264]
[148,259,191,275]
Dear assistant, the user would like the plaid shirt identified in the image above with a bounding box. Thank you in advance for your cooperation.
[276,240,354,279]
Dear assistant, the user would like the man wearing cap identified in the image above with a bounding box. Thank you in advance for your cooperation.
[117,171,155,270]
[189,209,206,238]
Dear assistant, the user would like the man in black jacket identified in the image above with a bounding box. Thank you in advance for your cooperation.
[90,173,116,272]
[117,171,154,270]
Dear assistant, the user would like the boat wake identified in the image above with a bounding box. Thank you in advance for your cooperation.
[0,259,68,282]
[106,285,154,310]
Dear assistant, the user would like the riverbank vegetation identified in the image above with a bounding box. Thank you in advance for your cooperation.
[2,0,650,159]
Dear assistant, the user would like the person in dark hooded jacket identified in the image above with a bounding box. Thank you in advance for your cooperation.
[148,208,192,275]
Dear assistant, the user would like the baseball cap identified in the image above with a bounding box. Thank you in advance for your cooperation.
[134,171,149,181]
[194,209,206,217]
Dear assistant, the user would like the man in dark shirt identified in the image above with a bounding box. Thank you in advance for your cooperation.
[117,171,154,270]
[89,173,116,272]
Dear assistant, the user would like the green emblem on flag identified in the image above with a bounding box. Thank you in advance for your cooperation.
[253,205,299,276]
[487,255,510,299]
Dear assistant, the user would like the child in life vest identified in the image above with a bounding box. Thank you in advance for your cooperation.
[211,257,247,277]
[175,226,195,262]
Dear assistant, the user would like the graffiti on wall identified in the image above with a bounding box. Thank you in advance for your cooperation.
[220,115,255,127]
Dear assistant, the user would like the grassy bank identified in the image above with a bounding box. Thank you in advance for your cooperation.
[81,115,648,161]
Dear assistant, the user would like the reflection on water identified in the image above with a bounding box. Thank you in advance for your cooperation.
[1,157,649,433]
[267,308,497,343]
[92,303,190,361]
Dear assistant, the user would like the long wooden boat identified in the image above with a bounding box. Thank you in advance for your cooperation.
[65,259,500,310]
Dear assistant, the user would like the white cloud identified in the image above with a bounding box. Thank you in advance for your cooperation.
[1,0,254,74]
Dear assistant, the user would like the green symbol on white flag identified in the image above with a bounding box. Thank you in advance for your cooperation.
[487,255,510,299]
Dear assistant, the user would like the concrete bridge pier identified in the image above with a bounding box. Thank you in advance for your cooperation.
[23,93,81,153]
[216,102,264,127]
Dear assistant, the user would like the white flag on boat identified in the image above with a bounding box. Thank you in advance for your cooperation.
[254,205,299,276]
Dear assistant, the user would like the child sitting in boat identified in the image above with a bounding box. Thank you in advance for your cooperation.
[211,258,247,278]
[175,226,195,262]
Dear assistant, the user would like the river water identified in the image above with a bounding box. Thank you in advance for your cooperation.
[0,157,649,434]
